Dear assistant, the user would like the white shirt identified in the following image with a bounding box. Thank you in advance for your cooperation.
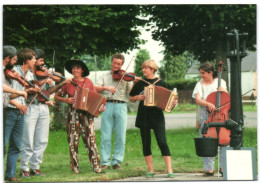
[95,71,133,102]
[192,78,227,100]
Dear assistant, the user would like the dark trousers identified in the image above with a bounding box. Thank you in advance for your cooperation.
[140,127,171,156]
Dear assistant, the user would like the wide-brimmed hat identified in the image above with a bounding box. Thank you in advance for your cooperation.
[65,60,89,77]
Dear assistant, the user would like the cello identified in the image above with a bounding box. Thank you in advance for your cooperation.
[203,61,231,145]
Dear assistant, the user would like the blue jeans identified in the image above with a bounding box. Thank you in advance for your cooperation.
[4,108,24,179]
[100,102,127,166]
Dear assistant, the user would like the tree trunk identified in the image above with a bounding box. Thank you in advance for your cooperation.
[53,102,68,129]
[215,40,229,92]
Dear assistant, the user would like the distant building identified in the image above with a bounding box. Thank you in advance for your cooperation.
[185,51,257,98]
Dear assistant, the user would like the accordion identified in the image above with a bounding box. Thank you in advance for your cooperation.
[144,85,178,112]
[72,87,107,117]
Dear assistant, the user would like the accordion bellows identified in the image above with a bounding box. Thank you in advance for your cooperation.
[144,85,178,112]
[73,87,107,117]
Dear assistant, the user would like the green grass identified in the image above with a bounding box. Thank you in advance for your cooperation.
[8,127,257,182]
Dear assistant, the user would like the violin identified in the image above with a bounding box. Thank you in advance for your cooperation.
[5,69,30,87]
[113,69,136,82]
[203,61,231,145]
[36,66,65,82]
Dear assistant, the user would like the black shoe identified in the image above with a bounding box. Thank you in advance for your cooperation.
[203,171,214,176]
[219,168,223,177]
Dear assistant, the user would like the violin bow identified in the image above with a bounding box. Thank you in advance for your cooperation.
[114,56,135,91]
[27,50,56,108]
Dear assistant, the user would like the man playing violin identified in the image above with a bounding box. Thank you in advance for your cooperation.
[3,45,27,108]
[4,48,39,182]
[94,53,133,170]
[20,48,71,178]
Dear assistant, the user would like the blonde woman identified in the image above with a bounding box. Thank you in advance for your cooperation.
[129,60,176,178]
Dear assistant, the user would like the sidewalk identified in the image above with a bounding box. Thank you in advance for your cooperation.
[94,111,257,130]
[115,172,223,181]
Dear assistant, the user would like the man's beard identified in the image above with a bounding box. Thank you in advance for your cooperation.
[5,62,14,70]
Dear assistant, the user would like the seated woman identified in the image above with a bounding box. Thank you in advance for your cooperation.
[129,59,177,178]
[54,60,105,174]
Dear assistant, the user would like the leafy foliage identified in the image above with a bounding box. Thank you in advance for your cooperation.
[144,5,256,62]
[159,53,188,80]
[80,54,111,71]
[134,49,150,77]
[3,5,147,72]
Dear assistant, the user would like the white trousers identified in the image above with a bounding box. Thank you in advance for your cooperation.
[20,103,50,171]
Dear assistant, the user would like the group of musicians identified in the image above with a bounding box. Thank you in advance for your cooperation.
[3,45,226,181]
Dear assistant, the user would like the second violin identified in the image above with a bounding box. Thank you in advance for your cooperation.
[36,66,65,82]
[112,69,136,81]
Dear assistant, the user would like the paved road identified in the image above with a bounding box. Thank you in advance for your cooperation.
[114,172,224,182]
[94,111,257,130]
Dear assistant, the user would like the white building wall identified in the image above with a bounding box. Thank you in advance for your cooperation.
[228,72,256,97]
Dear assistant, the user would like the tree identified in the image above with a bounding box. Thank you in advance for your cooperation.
[145,5,256,61]
[144,5,256,85]
[159,54,188,81]
[3,5,147,72]
[134,49,150,77]
[80,55,111,71]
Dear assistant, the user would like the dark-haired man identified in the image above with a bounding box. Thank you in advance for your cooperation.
[4,48,37,182]
[20,48,71,177]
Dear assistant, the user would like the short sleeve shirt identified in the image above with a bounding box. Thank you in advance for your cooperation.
[192,78,227,100]
[95,71,133,102]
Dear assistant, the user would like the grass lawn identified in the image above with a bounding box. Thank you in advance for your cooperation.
[9,127,257,182]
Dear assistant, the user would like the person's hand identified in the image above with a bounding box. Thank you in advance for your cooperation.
[173,98,178,107]
[46,78,54,85]
[100,105,106,112]
[136,94,145,101]
[207,102,216,112]
[16,90,28,100]
[28,85,41,94]
[105,86,116,94]
[45,100,55,106]
[16,103,28,115]
[63,78,72,85]
[134,77,142,83]
[66,97,75,104]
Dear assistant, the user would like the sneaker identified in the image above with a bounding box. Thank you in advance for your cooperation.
[30,169,43,176]
[112,164,122,170]
[20,170,30,178]
[167,172,175,178]
[145,172,155,178]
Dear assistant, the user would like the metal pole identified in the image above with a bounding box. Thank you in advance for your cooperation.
[226,29,247,149]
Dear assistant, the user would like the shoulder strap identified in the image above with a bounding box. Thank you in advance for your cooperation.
[82,78,87,88]
[153,78,161,85]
